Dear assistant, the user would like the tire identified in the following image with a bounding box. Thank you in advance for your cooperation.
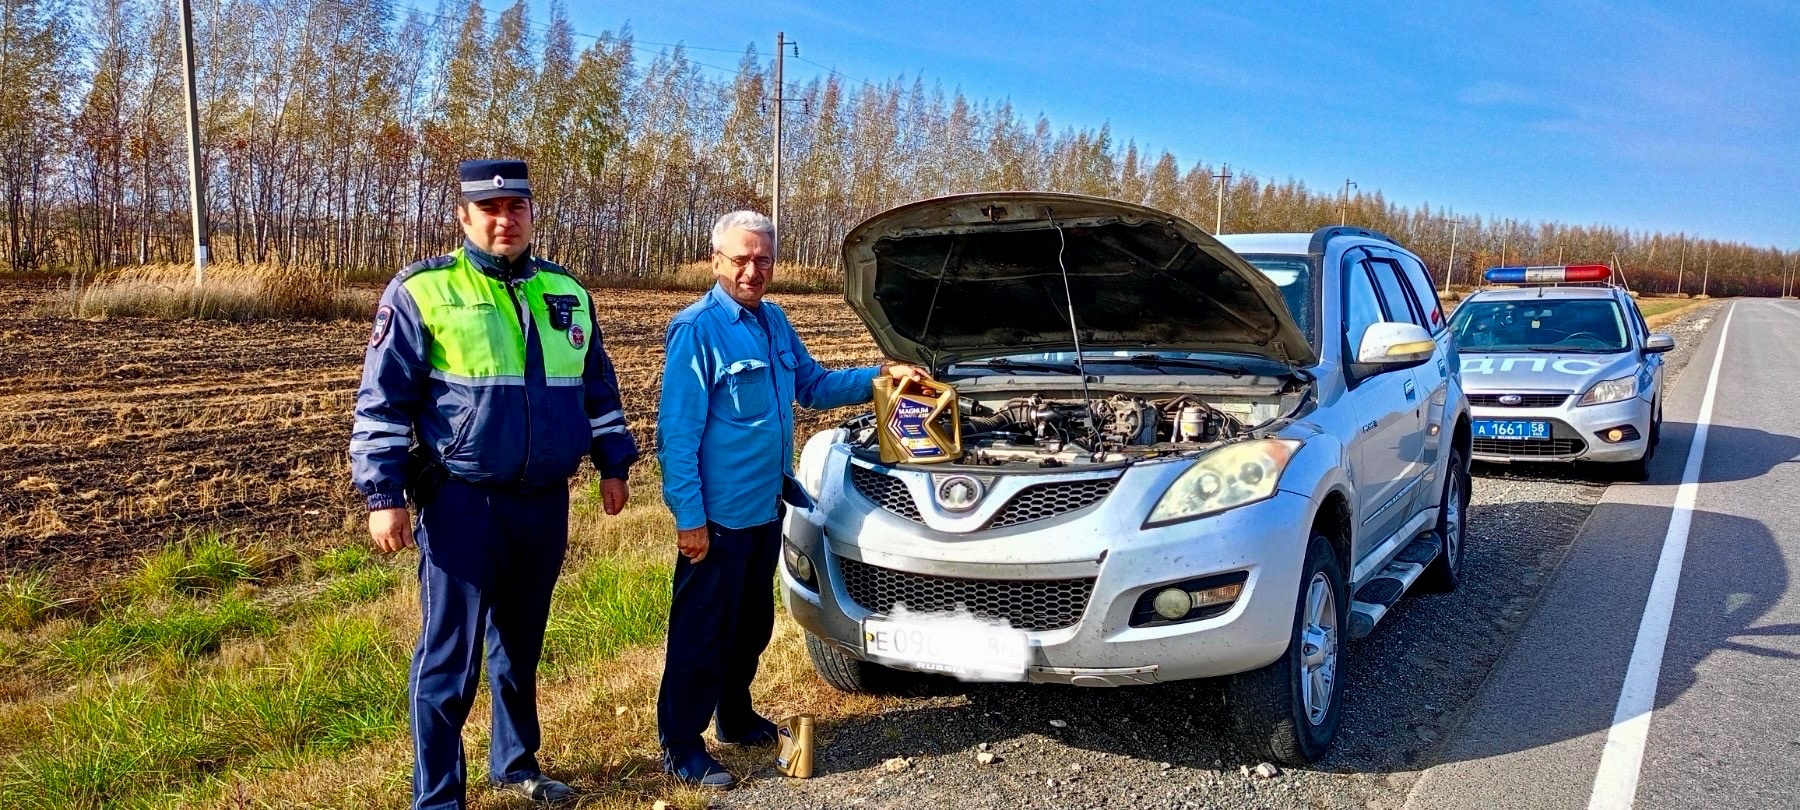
[805,630,905,694]
[1227,533,1346,766]
[1612,405,1655,482]
[1421,446,1470,592]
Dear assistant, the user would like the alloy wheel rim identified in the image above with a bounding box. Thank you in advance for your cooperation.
[1299,572,1338,726]
[1446,467,1465,570]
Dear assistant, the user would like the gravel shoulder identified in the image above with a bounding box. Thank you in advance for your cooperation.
[718,302,1726,810]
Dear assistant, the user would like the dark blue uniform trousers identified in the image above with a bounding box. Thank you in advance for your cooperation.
[410,478,568,810]
[656,518,782,754]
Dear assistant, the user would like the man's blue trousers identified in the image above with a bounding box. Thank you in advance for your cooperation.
[656,517,782,754]
[409,478,568,810]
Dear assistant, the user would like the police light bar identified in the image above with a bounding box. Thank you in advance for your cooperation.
[1483,264,1611,284]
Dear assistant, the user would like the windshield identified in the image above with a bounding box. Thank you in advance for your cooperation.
[1450,298,1630,353]
[1244,255,1314,343]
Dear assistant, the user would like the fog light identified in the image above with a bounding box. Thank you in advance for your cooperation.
[1607,428,1625,443]
[782,541,817,589]
[1152,588,1192,620]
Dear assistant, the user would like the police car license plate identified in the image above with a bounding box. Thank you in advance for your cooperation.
[1473,419,1551,440]
[863,615,1029,681]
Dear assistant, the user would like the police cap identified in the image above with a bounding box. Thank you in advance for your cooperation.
[458,159,532,202]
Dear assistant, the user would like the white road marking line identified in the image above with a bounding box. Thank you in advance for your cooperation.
[1587,303,1736,810]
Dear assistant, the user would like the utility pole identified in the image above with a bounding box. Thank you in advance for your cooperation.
[1339,178,1356,226]
[1500,221,1510,267]
[1211,163,1231,234]
[1675,237,1687,295]
[1442,217,1460,290]
[1701,247,1711,297]
[179,0,209,283]
[771,32,796,259]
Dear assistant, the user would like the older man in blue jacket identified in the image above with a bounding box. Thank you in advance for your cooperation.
[656,211,923,787]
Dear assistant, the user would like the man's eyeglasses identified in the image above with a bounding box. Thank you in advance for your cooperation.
[715,251,774,271]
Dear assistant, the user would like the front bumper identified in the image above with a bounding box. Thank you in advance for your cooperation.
[1468,395,1652,463]
[780,456,1315,685]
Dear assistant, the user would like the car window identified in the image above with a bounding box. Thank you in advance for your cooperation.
[1367,258,1425,327]
[1448,299,1630,353]
[1395,254,1446,334]
[1624,297,1649,341]
[1245,256,1314,346]
[1344,260,1385,354]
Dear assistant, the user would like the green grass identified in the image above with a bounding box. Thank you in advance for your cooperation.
[542,557,673,672]
[0,482,685,808]
[0,572,61,632]
[46,596,279,677]
[320,565,399,606]
[312,544,375,577]
[0,615,408,810]
[126,534,266,602]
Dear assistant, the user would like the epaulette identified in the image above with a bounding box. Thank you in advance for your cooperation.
[532,257,575,277]
[395,254,456,283]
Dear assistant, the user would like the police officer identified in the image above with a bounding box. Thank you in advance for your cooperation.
[350,159,638,809]
[655,210,925,787]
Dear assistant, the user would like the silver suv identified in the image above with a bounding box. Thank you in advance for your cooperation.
[782,193,1472,764]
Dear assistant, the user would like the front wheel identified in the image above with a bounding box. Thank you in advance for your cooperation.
[805,631,907,694]
[1227,533,1346,765]
[1612,402,1659,481]
[1421,446,1470,592]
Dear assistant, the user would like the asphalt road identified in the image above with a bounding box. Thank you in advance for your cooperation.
[1407,299,1800,809]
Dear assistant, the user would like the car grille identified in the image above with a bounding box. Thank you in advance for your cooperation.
[850,466,923,523]
[1472,437,1588,458]
[1469,393,1571,408]
[987,479,1115,529]
[850,466,1114,528]
[837,556,1094,631]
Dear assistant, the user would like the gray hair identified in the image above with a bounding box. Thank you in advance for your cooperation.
[710,210,775,252]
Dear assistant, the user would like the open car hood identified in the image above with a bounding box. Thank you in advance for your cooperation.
[842,192,1317,369]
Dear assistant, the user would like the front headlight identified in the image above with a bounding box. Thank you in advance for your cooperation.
[1578,375,1637,406]
[797,428,847,499]
[1146,439,1303,526]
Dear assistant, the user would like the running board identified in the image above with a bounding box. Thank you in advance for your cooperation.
[1347,532,1442,639]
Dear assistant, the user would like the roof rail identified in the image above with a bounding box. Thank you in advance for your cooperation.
[1308,225,1400,255]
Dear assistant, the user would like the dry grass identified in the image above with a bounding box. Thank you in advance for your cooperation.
[1639,297,1707,325]
[54,263,371,322]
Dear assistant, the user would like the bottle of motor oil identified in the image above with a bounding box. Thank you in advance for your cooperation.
[872,375,962,464]
[775,714,815,778]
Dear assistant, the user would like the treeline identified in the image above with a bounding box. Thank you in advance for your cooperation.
[7,0,1794,295]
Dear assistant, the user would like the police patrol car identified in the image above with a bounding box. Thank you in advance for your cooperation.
[1447,265,1674,479]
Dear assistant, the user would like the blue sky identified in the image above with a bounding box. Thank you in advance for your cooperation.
[552,1,1798,250]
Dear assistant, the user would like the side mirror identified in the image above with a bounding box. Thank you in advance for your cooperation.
[1357,322,1437,367]
[1644,333,1675,354]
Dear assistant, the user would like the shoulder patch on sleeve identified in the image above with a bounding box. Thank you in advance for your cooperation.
[369,305,395,347]
[395,254,455,283]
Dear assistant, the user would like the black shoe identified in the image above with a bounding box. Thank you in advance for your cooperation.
[492,773,577,804]
[663,748,737,789]
[716,715,780,747]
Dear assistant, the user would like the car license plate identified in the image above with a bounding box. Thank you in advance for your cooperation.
[1473,419,1550,440]
[863,614,1029,681]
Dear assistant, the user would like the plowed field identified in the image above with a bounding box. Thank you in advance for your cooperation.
[0,280,879,586]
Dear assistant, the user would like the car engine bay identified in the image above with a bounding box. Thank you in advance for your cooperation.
[845,387,1303,469]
